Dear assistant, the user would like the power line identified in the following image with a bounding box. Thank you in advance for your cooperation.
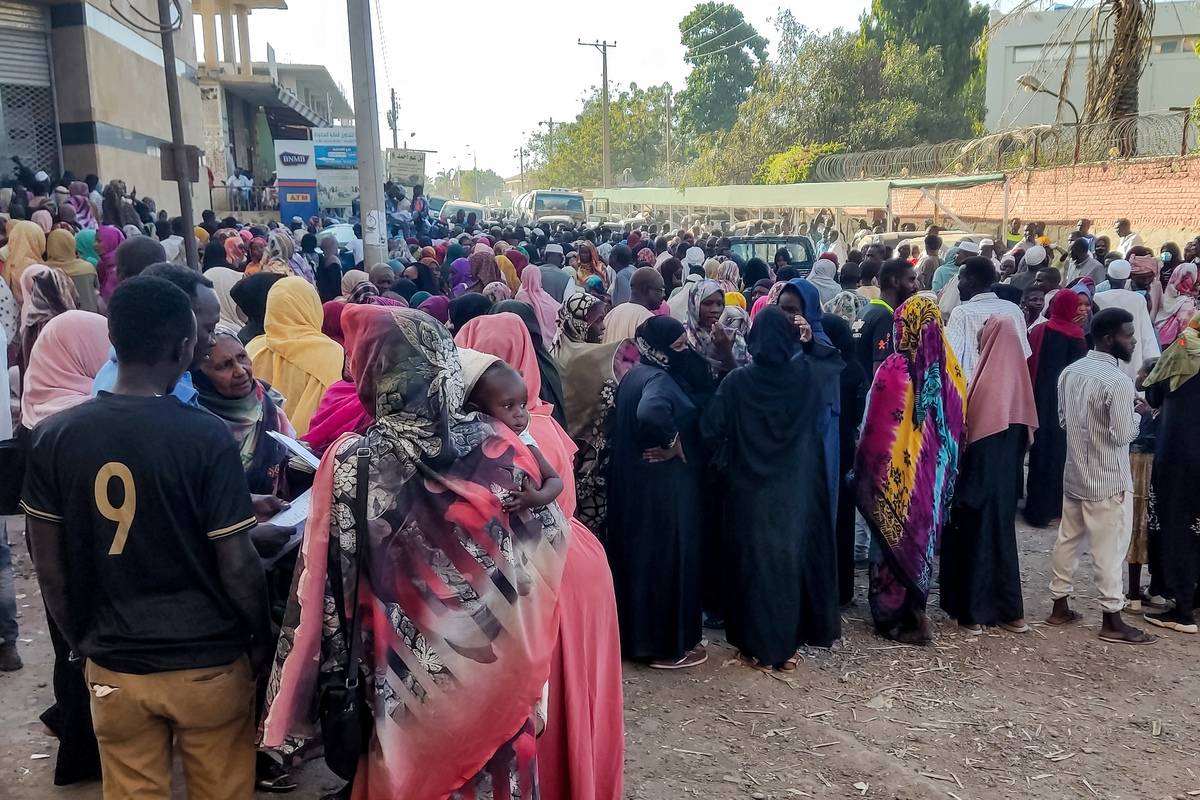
[688,31,761,61]
[680,6,720,37]
[686,19,746,54]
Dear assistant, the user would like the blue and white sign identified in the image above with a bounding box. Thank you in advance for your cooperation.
[312,127,358,169]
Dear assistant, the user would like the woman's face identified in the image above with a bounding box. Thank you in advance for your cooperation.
[670,332,688,352]
[579,247,592,265]
[403,265,419,280]
[1073,295,1089,325]
[584,302,606,343]
[201,336,254,398]
[751,285,770,302]
[699,292,724,330]
[778,289,804,318]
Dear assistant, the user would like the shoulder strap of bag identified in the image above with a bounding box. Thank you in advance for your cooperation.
[326,439,370,690]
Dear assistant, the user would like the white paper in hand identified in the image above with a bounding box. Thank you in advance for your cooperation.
[266,431,321,470]
[268,490,312,528]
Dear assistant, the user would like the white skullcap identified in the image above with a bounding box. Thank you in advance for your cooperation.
[1107,259,1131,280]
[1023,245,1048,267]
[685,246,706,267]
[979,238,994,248]
[957,240,981,255]
[543,243,564,256]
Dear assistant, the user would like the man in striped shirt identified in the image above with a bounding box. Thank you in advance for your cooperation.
[1045,307,1155,645]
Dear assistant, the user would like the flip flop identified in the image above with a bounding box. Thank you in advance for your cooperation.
[1044,610,1083,626]
[959,624,984,636]
[1000,622,1031,634]
[1097,630,1156,645]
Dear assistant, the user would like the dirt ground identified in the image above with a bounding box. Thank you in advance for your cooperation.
[4,515,1200,800]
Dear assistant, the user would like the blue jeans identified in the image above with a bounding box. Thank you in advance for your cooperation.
[0,521,16,644]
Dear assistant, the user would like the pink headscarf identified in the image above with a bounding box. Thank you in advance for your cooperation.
[21,309,110,429]
[31,209,53,234]
[515,266,561,348]
[750,294,771,320]
[68,181,97,229]
[95,225,125,300]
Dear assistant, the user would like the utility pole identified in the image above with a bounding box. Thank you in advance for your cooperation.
[155,0,198,268]
[346,0,387,266]
[578,39,616,188]
[539,117,556,157]
[664,84,673,175]
[514,146,527,192]
[386,87,399,150]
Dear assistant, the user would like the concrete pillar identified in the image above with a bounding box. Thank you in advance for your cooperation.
[219,0,235,64]
[235,4,251,76]
[200,0,217,67]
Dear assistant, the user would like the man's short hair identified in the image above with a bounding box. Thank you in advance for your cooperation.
[1070,237,1090,255]
[609,243,634,268]
[115,236,167,282]
[108,276,195,366]
[838,262,862,287]
[924,233,942,251]
[142,262,214,301]
[1091,307,1133,341]
[961,256,998,287]
[878,257,912,290]
[1036,266,1062,286]
[170,216,186,236]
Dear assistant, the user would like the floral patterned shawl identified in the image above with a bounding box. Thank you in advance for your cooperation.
[263,307,567,798]
[854,295,966,628]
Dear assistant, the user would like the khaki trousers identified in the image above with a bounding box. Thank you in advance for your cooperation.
[1049,493,1132,614]
[85,656,256,800]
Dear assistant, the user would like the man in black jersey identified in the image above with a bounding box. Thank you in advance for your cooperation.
[23,276,269,798]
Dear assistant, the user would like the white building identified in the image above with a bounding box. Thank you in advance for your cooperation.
[984,1,1200,131]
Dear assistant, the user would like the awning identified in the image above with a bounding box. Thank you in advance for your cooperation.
[593,174,1008,211]
[592,180,893,209]
[888,174,1007,190]
[220,77,326,129]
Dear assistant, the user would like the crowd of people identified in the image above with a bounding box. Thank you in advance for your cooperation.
[1,170,1199,800]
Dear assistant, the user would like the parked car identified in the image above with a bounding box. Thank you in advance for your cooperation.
[440,200,489,225]
[728,235,817,275]
[318,223,356,248]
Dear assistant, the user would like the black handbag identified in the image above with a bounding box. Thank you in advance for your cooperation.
[318,444,372,782]
[0,429,29,515]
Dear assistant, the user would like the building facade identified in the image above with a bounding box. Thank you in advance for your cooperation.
[984,1,1200,132]
[0,0,206,216]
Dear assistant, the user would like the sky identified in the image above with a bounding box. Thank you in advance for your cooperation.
[211,0,872,179]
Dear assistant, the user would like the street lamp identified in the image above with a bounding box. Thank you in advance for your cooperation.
[1018,73,1081,162]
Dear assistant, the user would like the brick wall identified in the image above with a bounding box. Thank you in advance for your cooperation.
[888,155,1200,249]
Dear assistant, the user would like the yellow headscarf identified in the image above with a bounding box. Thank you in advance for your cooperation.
[194,226,210,244]
[725,290,747,310]
[245,276,344,434]
[4,220,47,302]
[496,254,520,293]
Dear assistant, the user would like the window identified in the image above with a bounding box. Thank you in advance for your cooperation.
[1012,42,1088,63]
[1155,38,1181,54]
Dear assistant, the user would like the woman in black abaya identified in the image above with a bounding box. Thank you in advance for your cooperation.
[701,306,842,669]
[606,316,708,670]
[1023,290,1088,527]
[940,316,1037,632]
[823,313,867,606]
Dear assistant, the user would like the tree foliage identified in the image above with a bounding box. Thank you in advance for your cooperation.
[859,0,989,92]
[525,83,674,189]
[676,2,767,136]
[679,14,978,186]
[754,141,845,184]
[428,168,504,202]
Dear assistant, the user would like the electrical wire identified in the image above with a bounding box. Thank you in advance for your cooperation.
[686,20,746,55]
[681,6,715,37]
[686,30,758,61]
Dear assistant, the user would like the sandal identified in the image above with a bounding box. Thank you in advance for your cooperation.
[776,654,800,672]
[1097,628,1156,645]
[959,624,984,636]
[1044,610,1083,626]
[256,754,298,794]
[1000,621,1031,634]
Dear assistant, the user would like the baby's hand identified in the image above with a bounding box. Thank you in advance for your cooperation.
[502,474,539,513]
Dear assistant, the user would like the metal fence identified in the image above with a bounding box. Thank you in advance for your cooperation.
[209,185,279,214]
[811,111,1198,183]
